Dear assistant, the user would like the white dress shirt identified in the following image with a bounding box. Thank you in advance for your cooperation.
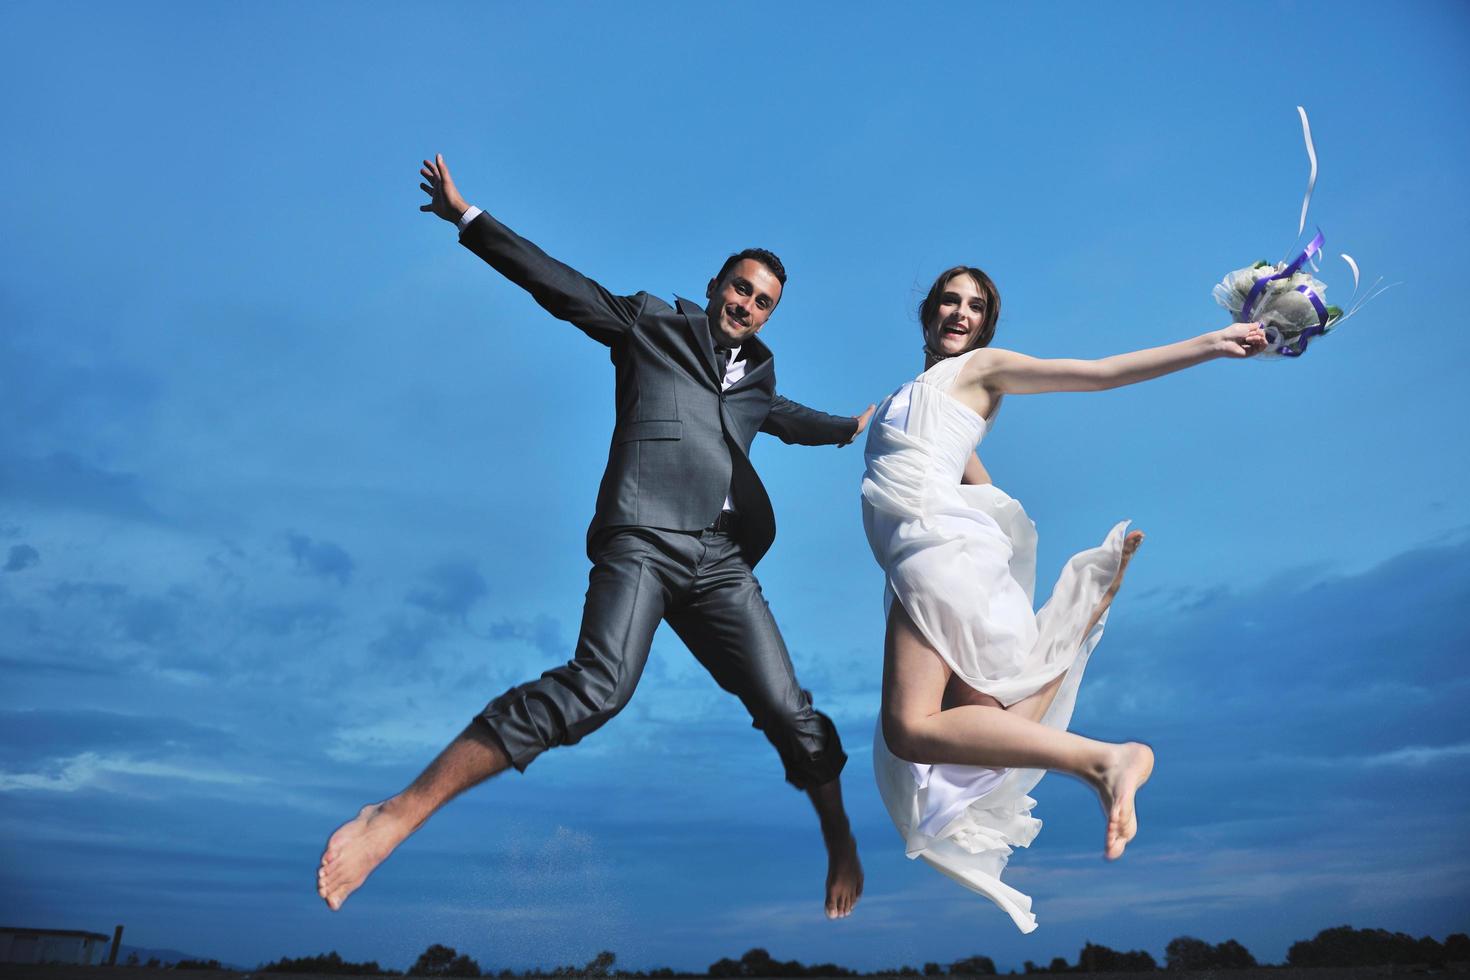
[456,206,484,232]
[717,348,744,515]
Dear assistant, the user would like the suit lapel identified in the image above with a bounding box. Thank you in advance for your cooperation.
[675,296,776,392]
[676,297,721,386]
[726,337,773,392]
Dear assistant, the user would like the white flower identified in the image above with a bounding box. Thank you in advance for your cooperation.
[1213,261,1333,353]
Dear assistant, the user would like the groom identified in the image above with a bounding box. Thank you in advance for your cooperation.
[317,155,873,918]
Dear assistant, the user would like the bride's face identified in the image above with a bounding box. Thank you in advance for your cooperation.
[926,274,988,356]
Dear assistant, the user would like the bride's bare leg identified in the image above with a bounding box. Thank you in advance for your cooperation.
[882,602,1152,859]
[884,608,1114,772]
[1006,530,1145,725]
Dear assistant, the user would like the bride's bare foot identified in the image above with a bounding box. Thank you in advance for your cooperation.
[1096,743,1154,861]
[316,800,415,910]
[1079,529,1144,641]
[824,833,864,919]
[1103,530,1145,604]
[1118,529,1144,572]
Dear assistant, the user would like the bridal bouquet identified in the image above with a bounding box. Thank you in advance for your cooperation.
[1212,243,1342,358]
[1211,107,1387,358]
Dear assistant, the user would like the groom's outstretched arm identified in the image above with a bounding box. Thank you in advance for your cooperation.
[762,395,874,447]
[420,154,641,346]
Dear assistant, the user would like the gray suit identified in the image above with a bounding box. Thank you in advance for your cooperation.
[460,210,855,788]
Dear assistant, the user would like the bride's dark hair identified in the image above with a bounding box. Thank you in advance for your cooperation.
[919,266,1001,353]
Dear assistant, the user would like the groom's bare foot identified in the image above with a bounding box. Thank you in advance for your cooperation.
[1096,743,1154,861]
[824,833,864,919]
[317,800,415,910]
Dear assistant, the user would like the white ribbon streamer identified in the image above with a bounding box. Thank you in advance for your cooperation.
[1296,105,1317,237]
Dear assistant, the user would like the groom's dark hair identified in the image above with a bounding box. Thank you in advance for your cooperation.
[716,248,787,288]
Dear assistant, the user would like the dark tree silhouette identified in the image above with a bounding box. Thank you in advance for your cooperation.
[1164,938,1210,971]
[263,950,395,974]
[409,943,482,977]
[241,926,1469,980]
[1288,925,1446,968]
[703,947,852,978]
[741,950,776,976]
[946,955,996,976]
[1075,942,1155,972]
[1211,940,1256,969]
[1165,936,1255,970]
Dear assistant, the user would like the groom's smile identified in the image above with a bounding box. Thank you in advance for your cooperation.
[706,258,782,347]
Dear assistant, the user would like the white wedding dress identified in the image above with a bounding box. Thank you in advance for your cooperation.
[861,348,1130,933]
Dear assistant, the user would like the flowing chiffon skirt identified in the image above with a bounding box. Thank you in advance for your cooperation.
[862,368,1128,932]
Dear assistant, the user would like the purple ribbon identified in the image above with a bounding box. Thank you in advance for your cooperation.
[1240,230,1331,358]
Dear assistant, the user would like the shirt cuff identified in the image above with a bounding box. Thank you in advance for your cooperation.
[456,206,483,233]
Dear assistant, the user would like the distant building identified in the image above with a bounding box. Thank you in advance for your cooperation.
[0,927,111,965]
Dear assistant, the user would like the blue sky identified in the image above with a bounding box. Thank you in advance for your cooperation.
[2,0,1467,973]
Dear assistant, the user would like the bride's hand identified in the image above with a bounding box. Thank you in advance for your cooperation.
[1215,322,1269,358]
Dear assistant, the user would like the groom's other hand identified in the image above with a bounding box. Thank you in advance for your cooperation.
[419,153,469,224]
[843,404,877,446]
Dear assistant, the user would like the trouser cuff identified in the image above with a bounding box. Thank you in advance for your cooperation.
[779,709,848,791]
[476,687,558,773]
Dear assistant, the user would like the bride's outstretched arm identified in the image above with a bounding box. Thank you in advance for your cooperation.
[972,322,1267,397]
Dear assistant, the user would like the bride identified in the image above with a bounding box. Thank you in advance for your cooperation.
[862,265,1266,932]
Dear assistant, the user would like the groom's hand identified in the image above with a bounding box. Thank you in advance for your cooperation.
[843,404,876,446]
[419,153,469,224]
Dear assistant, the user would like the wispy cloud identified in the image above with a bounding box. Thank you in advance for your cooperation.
[485,613,567,659]
[1025,842,1470,924]
[0,451,160,520]
[408,559,488,621]
[0,751,267,794]
[286,531,356,585]
[4,544,39,572]
[1267,741,1470,769]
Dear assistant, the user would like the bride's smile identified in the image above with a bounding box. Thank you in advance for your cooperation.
[926,271,993,357]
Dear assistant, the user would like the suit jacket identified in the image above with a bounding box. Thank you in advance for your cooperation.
[459,210,859,566]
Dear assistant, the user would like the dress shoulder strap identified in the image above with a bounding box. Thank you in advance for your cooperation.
[919,346,987,392]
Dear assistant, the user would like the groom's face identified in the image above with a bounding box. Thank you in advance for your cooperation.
[705,259,782,348]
